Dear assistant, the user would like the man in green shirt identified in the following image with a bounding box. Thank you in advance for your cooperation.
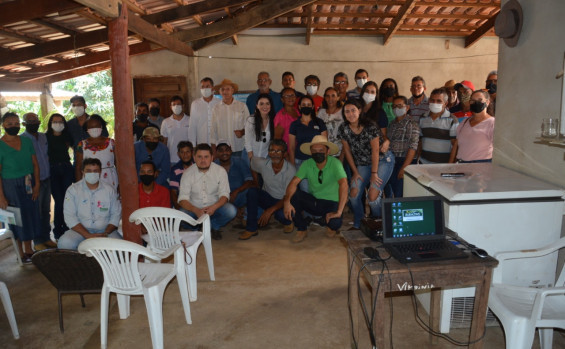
[283,135,348,243]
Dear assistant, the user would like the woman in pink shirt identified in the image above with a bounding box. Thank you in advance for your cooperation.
[274,87,299,146]
[456,90,495,163]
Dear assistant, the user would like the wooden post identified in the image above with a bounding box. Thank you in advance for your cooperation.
[108,4,140,243]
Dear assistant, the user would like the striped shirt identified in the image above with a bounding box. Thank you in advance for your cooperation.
[408,95,429,123]
[419,109,459,164]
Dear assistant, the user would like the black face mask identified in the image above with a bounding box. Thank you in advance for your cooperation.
[470,101,487,113]
[382,87,395,97]
[140,175,155,186]
[145,141,158,151]
[137,114,148,122]
[300,107,313,116]
[25,123,40,133]
[486,83,497,94]
[311,152,326,164]
[4,126,20,136]
[412,92,424,99]
[149,107,160,117]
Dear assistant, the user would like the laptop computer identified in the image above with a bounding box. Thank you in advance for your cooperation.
[382,196,468,263]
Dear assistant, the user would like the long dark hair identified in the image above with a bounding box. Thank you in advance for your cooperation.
[298,95,324,128]
[321,87,343,109]
[360,81,380,116]
[47,113,70,136]
[378,78,399,106]
[342,99,372,128]
[82,114,107,132]
[253,93,276,142]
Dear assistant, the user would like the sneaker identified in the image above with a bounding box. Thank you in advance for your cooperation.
[33,243,48,251]
[21,254,33,265]
[292,230,307,243]
[211,229,222,240]
[44,240,58,248]
[325,228,337,238]
[238,231,258,240]
[283,223,294,234]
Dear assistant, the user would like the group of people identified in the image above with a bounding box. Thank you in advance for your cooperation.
[0,69,497,260]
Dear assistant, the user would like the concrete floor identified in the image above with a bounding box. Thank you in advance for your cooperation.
[1,217,564,349]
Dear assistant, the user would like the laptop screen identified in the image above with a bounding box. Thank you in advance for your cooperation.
[382,196,444,242]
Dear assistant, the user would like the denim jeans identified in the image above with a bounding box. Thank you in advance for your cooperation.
[294,158,309,193]
[182,203,237,231]
[348,151,395,227]
[50,162,74,239]
[368,151,395,219]
[232,189,248,208]
[245,187,290,232]
[57,229,122,250]
[35,178,52,244]
[385,156,417,198]
[2,176,40,241]
[290,190,342,231]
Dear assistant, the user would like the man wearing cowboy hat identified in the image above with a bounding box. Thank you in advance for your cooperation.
[283,135,348,243]
[134,126,171,188]
[210,78,249,157]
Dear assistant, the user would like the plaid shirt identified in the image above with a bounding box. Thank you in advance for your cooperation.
[388,116,420,158]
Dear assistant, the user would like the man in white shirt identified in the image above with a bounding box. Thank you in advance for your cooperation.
[161,95,190,165]
[178,143,237,240]
[210,79,248,157]
[188,77,220,146]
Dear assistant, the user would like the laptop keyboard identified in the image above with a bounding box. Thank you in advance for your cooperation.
[396,240,453,253]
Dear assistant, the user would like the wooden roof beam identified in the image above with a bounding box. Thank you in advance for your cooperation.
[183,0,317,50]
[0,28,44,44]
[30,19,77,36]
[465,12,499,48]
[127,9,193,56]
[383,0,416,45]
[223,7,239,45]
[74,0,119,18]
[142,0,251,25]
[305,4,314,45]
[0,0,83,26]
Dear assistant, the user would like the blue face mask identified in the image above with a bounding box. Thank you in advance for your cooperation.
[84,172,100,184]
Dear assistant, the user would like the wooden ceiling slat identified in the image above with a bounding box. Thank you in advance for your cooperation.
[0,0,83,27]
[0,28,44,44]
[465,11,498,48]
[383,0,417,45]
[30,19,78,36]
[142,0,252,25]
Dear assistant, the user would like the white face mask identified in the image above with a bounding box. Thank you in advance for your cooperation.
[393,107,407,117]
[84,172,100,185]
[87,127,102,138]
[52,123,65,133]
[429,103,444,114]
[201,88,213,98]
[72,106,85,117]
[306,85,318,96]
[171,105,183,116]
[362,93,376,104]
[356,78,368,89]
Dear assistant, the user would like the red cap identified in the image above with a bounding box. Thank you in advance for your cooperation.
[454,80,475,91]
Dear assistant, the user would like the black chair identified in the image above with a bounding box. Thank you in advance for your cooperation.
[32,249,103,333]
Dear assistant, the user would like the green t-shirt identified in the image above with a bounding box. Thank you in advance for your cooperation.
[0,136,36,179]
[296,156,346,202]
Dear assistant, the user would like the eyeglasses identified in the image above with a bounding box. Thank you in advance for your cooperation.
[258,79,269,83]
[282,94,296,99]
[269,149,283,154]
[262,131,266,143]
[306,83,318,87]
[318,170,323,184]
[334,81,347,85]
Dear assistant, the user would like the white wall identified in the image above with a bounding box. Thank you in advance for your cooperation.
[197,35,498,98]
[494,0,565,188]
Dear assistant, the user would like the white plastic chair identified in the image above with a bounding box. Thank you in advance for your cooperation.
[78,238,191,349]
[129,207,214,302]
[0,281,19,339]
[0,228,22,266]
[488,237,565,349]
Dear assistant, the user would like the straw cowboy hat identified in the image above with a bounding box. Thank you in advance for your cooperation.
[495,0,523,48]
[300,135,339,156]
[213,79,239,94]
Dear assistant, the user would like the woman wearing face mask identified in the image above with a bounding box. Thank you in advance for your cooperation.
[74,114,118,189]
[318,87,344,159]
[360,81,389,138]
[288,95,328,168]
[46,113,74,240]
[338,100,394,228]
[0,112,41,263]
[378,78,400,123]
[245,94,275,162]
[456,90,495,163]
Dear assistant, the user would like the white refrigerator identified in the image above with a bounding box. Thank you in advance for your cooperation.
[403,163,565,332]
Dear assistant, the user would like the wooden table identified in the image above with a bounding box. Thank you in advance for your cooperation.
[343,230,498,349]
